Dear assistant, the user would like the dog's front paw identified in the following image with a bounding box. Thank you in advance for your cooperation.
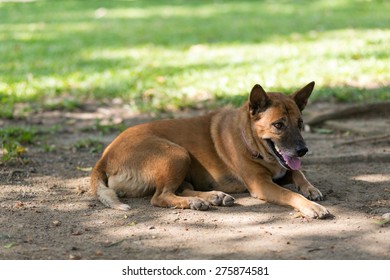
[222,194,235,206]
[299,184,324,201]
[189,198,210,211]
[300,201,331,219]
[209,192,235,206]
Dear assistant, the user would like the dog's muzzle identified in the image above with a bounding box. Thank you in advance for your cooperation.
[265,139,305,170]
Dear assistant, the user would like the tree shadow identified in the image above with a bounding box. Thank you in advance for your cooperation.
[1,146,389,260]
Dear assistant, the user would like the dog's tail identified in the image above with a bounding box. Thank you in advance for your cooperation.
[90,160,130,211]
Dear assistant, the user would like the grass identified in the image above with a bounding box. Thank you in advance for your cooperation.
[0,122,109,162]
[73,138,104,154]
[0,126,36,162]
[0,0,390,118]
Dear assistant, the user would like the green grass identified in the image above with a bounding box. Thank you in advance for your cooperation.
[73,138,104,153]
[0,122,110,162]
[0,126,36,162]
[0,0,389,118]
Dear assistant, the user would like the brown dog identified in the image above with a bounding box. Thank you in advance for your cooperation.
[90,82,330,218]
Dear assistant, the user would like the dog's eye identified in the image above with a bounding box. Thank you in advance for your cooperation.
[273,122,285,130]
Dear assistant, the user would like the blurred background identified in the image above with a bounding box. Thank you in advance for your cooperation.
[1,0,389,118]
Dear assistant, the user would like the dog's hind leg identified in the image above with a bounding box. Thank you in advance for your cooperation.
[178,181,235,207]
[151,191,211,210]
[148,142,211,211]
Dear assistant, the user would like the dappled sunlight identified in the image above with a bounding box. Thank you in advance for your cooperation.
[71,25,390,107]
[0,22,94,42]
[1,0,389,111]
[0,0,36,3]
[352,174,390,183]
[1,155,389,259]
[92,202,389,259]
[100,1,306,20]
[102,6,223,20]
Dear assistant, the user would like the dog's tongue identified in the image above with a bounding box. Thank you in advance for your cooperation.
[282,154,301,170]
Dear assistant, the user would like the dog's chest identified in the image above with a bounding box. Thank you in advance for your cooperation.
[272,168,287,181]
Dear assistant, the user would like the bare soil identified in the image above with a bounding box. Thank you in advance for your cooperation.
[1,103,389,260]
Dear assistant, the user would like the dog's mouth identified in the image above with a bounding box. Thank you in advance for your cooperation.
[265,139,301,170]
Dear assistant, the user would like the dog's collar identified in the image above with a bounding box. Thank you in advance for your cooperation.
[241,130,263,159]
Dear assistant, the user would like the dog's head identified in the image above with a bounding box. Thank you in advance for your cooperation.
[248,82,315,170]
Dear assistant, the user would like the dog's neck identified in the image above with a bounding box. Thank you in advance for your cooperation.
[241,130,263,159]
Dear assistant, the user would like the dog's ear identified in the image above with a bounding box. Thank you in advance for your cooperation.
[292,81,315,111]
[249,84,271,116]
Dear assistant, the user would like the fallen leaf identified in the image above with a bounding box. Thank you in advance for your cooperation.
[376,219,390,226]
[69,254,82,260]
[16,145,26,155]
[4,242,16,249]
[373,213,390,226]
[128,221,137,226]
[314,128,334,134]
[76,166,93,172]
[291,212,304,218]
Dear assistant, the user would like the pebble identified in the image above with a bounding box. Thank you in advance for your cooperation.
[381,213,390,221]
[95,250,103,256]
[69,254,82,260]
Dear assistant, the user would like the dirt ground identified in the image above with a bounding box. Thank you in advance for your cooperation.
[0,102,389,260]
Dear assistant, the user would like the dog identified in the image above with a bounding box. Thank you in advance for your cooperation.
[90,82,330,218]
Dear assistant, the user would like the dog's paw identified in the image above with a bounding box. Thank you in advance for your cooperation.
[209,192,235,207]
[300,202,331,219]
[113,203,131,211]
[299,185,324,201]
[189,198,210,211]
[222,194,235,206]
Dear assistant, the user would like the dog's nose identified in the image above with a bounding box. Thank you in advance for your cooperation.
[296,146,308,157]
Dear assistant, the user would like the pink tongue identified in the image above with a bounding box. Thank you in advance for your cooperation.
[282,154,301,170]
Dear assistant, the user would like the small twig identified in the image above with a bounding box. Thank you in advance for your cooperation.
[304,153,390,165]
[103,239,126,248]
[334,134,390,147]
[307,247,325,253]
